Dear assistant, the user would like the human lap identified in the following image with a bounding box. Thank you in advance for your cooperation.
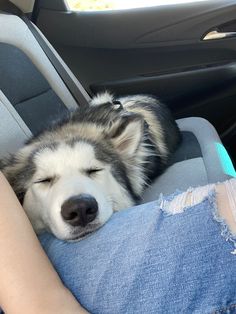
[40,179,236,314]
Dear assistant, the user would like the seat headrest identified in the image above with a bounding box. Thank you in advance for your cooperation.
[9,0,35,13]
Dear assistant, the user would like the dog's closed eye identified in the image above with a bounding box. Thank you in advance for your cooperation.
[34,177,54,184]
[85,168,104,176]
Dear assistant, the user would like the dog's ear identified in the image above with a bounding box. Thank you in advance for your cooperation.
[107,113,144,158]
[0,159,4,170]
[0,147,36,204]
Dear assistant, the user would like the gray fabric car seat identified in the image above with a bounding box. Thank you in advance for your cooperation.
[0,12,233,202]
[142,117,230,202]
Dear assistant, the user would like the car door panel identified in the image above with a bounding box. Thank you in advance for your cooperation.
[37,0,236,49]
[35,0,236,150]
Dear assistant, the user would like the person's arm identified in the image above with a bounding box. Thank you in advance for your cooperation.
[0,172,88,314]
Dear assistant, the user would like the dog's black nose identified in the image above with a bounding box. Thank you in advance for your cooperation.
[61,194,98,227]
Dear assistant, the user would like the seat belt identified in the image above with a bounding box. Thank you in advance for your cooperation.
[0,0,91,108]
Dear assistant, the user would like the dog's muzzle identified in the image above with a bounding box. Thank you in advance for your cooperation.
[61,194,98,227]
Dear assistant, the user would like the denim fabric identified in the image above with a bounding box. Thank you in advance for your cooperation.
[39,193,236,314]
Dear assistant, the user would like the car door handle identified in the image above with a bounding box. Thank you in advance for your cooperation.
[203,30,236,41]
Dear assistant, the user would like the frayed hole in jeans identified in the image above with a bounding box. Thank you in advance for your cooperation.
[159,184,214,215]
[158,180,236,254]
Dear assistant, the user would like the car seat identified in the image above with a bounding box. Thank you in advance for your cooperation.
[0,9,233,204]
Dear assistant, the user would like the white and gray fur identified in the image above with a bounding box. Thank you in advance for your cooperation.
[0,92,181,241]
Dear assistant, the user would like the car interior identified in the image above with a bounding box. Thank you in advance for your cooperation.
[0,0,235,206]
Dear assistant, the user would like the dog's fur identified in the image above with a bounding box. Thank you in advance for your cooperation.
[0,93,181,240]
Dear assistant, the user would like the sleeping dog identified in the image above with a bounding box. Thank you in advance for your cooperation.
[1,92,181,240]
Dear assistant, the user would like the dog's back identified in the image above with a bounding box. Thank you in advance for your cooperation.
[91,92,181,183]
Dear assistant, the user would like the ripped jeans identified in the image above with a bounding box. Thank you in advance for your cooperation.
[39,180,236,314]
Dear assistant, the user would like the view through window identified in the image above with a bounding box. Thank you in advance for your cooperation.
[66,0,209,11]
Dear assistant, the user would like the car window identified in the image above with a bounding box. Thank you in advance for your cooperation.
[66,0,211,11]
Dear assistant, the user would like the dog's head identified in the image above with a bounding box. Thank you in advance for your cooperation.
[1,109,144,241]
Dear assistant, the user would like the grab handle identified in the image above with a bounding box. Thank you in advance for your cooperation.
[203,29,236,41]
